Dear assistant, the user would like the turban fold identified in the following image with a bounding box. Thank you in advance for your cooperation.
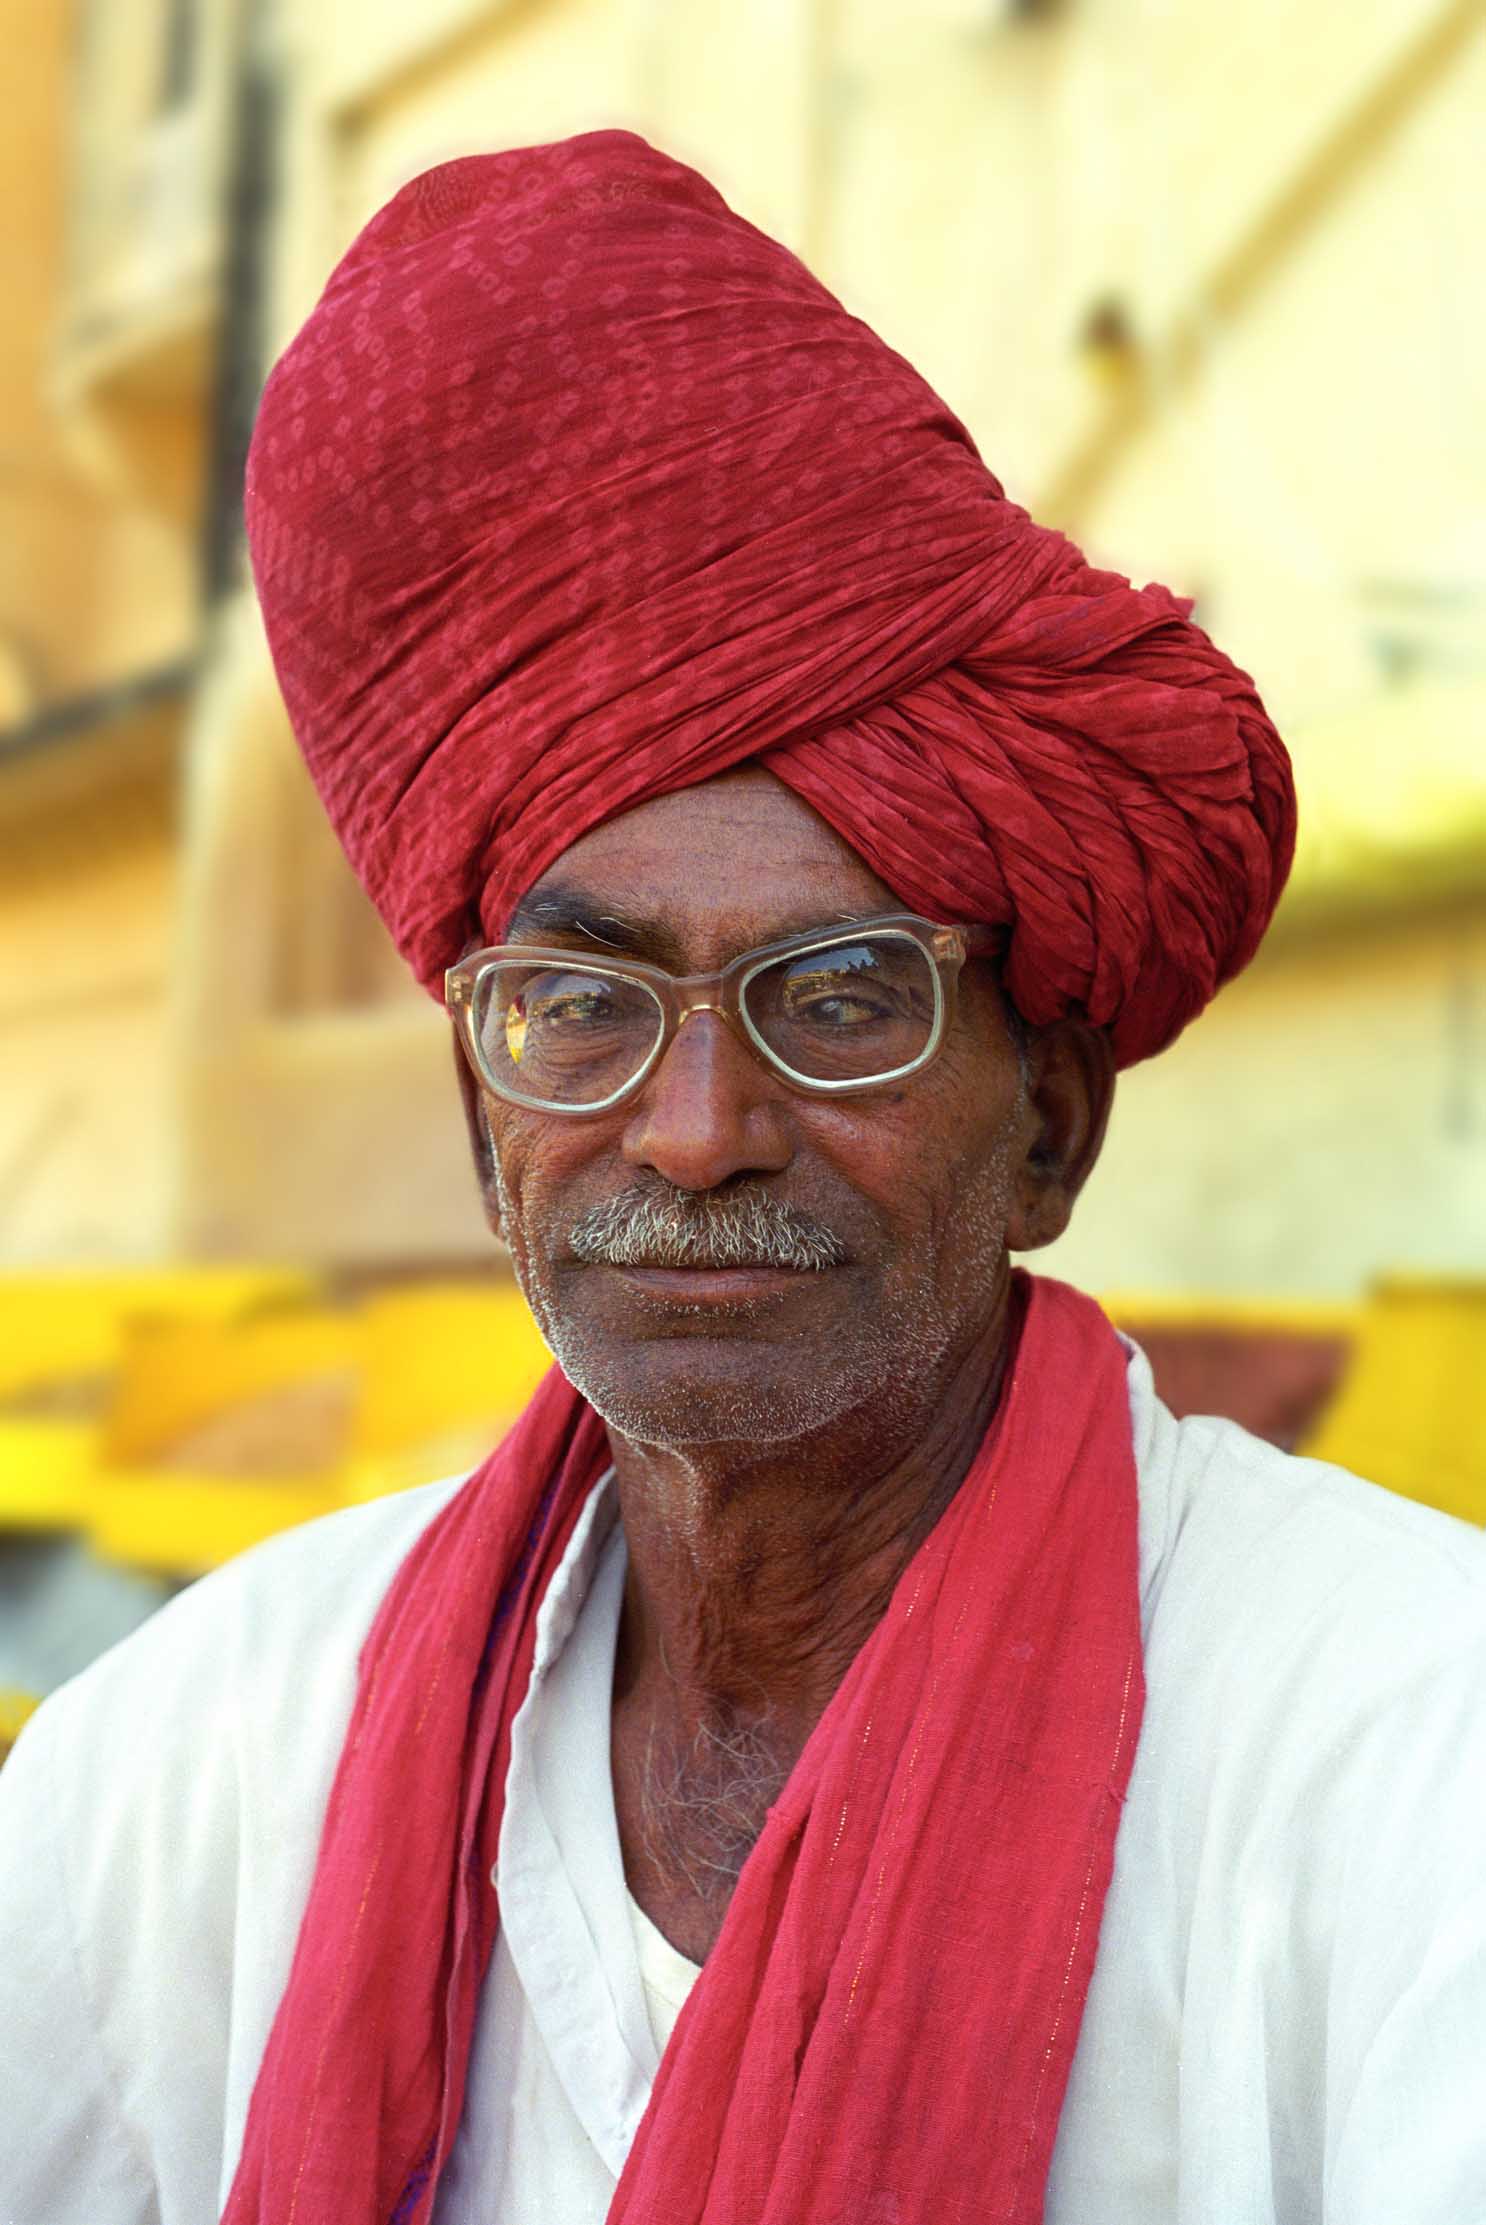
[245,130,1294,1066]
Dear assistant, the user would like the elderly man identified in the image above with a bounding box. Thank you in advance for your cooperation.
[2,132,1484,2225]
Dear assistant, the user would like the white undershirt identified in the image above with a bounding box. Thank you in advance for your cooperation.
[626,1890,702,2057]
[4,1341,1486,2224]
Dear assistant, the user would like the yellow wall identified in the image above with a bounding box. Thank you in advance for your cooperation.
[0,0,202,713]
[0,0,205,1267]
[1078,4,1486,731]
[1046,904,1486,1295]
[0,784,177,1259]
[4,0,1484,1285]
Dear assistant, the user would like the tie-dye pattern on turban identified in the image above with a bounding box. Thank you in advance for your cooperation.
[244,129,1294,1068]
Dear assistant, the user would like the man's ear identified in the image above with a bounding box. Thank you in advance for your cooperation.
[1005,1019,1115,1252]
[453,1035,504,1243]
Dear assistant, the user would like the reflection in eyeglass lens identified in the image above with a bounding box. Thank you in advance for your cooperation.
[475,934,939,1103]
[482,969,662,1104]
[746,939,936,1080]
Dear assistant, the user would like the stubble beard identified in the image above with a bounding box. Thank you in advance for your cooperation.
[489,1114,1022,1453]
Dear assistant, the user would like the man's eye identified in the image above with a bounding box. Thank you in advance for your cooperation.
[775,950,912,1026]
[500,977,625,1067]
[790,986,893,1028]
[527,984,620,1027]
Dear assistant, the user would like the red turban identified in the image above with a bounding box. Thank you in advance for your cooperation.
[245,129,1294,1067]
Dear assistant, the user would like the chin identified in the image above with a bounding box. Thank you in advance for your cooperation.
[547,1331,866,1450]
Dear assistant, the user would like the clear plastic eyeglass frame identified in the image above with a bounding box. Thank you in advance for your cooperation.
[444,911,1005,1116]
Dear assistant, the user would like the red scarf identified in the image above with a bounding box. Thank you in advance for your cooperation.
[223,1272,1143,2222]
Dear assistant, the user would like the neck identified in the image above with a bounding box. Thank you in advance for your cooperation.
[608,1286,1016,1955]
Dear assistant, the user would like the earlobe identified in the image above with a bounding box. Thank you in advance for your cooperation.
[1004,1021,1116,1253]
[1006,1159,1066,1253]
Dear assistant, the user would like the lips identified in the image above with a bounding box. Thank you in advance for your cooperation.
[609,1262,826,1306]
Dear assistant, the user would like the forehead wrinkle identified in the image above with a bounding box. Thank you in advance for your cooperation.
[505,878,896,970]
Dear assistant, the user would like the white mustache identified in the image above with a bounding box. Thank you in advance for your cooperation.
[567,1187,848,1273]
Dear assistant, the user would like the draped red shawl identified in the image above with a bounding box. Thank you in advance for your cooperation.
[223,1273,1143,2222]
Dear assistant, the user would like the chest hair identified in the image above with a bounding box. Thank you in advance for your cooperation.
[637,1706,792,1919]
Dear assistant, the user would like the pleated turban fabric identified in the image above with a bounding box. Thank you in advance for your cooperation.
[245,130,1294,1067]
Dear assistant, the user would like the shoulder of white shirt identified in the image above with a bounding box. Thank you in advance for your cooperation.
[1122,1334,1486,1727]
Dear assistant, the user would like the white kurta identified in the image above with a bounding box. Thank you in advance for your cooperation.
[2,1342,1485,2223]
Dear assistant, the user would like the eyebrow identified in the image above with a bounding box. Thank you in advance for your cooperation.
[503,887,661,956]
[502,884,882,968]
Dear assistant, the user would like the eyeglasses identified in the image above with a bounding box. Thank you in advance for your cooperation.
[445,912,1004,1116]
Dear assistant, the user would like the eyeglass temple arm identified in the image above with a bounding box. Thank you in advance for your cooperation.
[960,924,1009,958]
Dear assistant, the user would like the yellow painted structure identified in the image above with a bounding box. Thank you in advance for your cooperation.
[1102,1292,1361,1338]
[0,1256,1474,1588]
[0,1267,550,1576]
[0,1267,315,1401]
[0,1688,40,1769]
[85,1300,362,1574]
[0,1267,316,1530]
[345,1282,552,1500]
[1303,1278,1486,1524]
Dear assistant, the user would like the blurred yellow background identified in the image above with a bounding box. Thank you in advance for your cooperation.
[1,0,1483,1704]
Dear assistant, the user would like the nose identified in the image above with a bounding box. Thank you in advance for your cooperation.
[620,1009,794,1191]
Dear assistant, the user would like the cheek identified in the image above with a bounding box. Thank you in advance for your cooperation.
[487,1110,616,1253]
[798,1099,1004,1269]
[827,1069,1022,1281]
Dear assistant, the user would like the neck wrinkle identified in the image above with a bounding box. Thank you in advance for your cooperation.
[609,1289,1015,1747]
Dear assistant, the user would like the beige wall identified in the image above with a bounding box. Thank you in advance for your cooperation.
[0,0,204,714]
[297,0,1486,747]
[0,773,177,1259]
[168,602,485,1261]
[5,0,1483,1285]
[1045,904,1486,1296]
[1077,2,1486,731]
[0,0,207,1267]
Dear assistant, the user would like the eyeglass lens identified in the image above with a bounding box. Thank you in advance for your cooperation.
[471,933,940,1106]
